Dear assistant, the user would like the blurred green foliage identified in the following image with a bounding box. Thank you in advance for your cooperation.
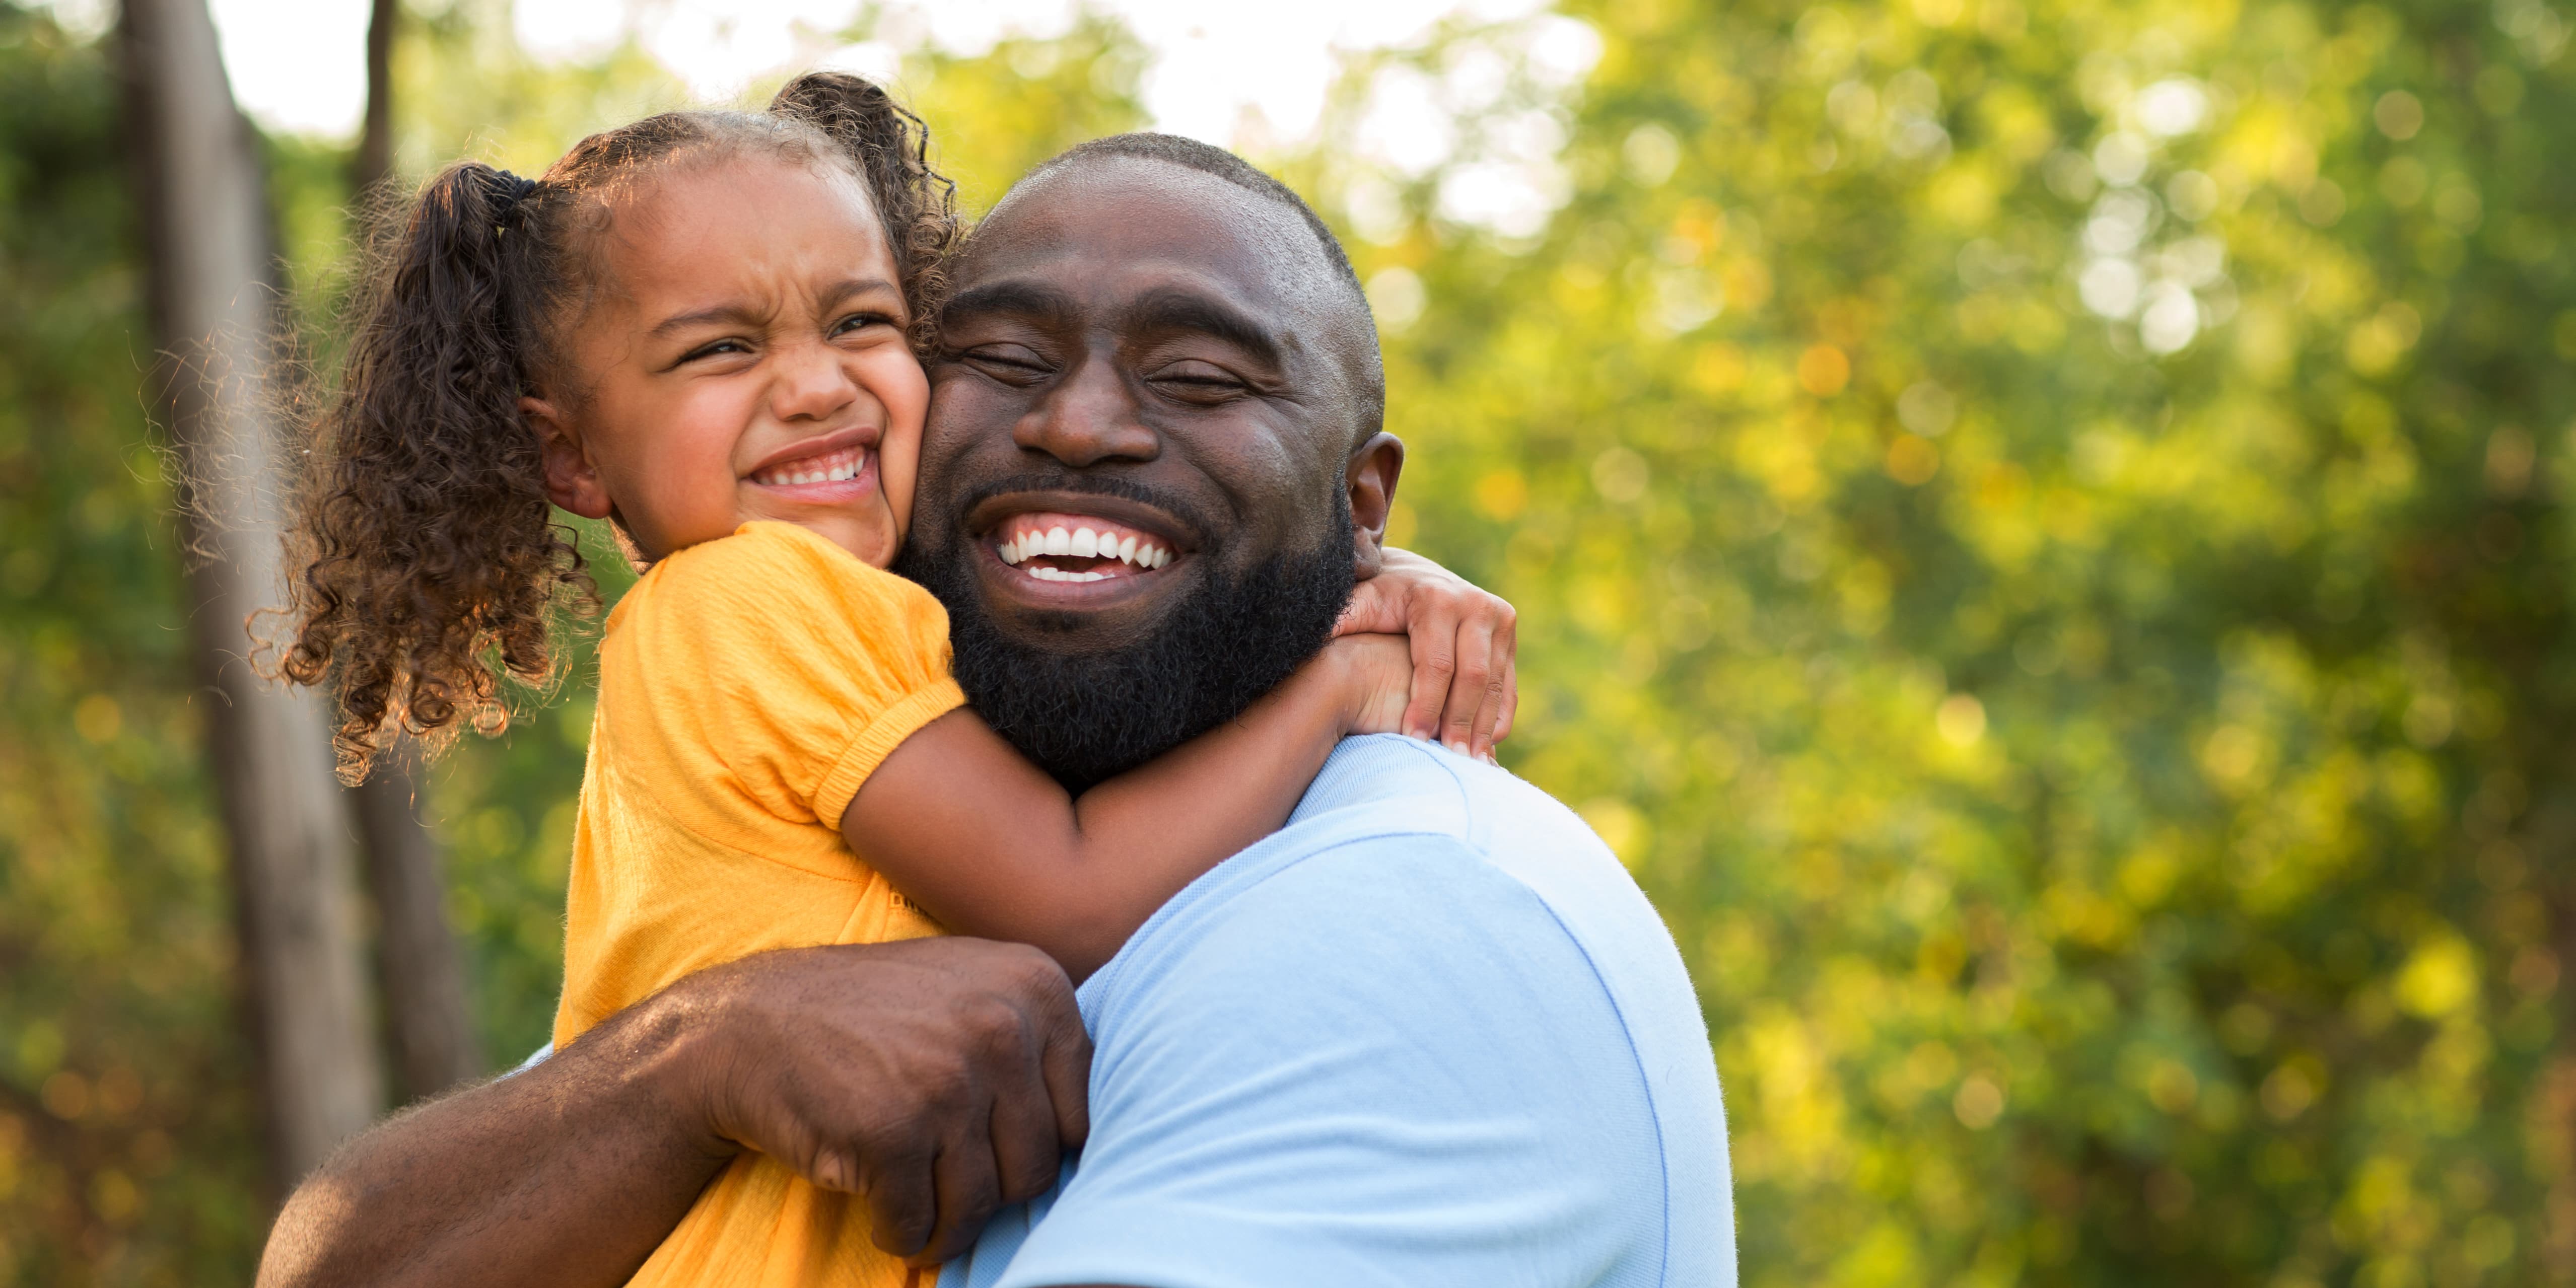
[0,10,267,1282]
[0,0,2569,1283]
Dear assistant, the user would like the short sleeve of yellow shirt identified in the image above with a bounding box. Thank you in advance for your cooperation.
[554,520,964,1049]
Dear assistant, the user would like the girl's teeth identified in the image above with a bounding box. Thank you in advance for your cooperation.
[755,451,864,486]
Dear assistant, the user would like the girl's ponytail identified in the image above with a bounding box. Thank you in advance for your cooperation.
[768,71,960,350]
[280,161,589,781]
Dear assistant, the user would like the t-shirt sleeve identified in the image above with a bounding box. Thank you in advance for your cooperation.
[963,837,1669,1288]
[621,521,963,827]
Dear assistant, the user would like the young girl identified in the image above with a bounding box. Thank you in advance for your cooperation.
[279,74,1516,1285]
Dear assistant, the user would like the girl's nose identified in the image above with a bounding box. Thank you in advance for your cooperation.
[771,341,861,422]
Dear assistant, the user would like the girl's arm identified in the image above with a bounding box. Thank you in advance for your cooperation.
[1337,547,1519,760]
[842,634,1416,981]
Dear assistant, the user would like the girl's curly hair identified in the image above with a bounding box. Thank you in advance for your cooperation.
[279,72,959,782]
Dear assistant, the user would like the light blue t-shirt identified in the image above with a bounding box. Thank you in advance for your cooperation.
[941,734,1736,1288]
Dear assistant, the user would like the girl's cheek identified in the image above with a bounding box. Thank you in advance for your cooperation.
[866,349,931,433]
[862,348,929,542]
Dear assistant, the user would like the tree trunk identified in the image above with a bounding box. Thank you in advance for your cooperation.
[350,0,395,196]
[353,750,483,1100]
[118,0,382,1196]
[344,0,485,1103]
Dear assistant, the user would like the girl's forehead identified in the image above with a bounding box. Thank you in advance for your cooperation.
[596,155,890,289]
[611,152,877,238]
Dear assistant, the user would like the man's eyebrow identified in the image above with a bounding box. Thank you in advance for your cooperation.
[1124,289,1283,368]
[941,279,1079,324]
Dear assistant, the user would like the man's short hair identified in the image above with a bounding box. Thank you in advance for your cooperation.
[1006,132,1387,444]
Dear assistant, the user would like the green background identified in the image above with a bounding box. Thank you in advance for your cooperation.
[1,0,2569,1282]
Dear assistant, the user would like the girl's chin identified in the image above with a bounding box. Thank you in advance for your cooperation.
[744,508,902,568]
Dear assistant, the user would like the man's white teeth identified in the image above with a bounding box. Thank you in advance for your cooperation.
[994,524,1172,571]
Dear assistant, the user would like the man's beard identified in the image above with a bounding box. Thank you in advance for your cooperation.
[898,493,1356,792]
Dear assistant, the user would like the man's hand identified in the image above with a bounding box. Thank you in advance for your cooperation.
[1334,546,1518,760]
[258,938,1089,1288]
[676,939,1092,1263]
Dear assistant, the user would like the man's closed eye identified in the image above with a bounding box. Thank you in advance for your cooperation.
[961,343,1053,384]
[1145,360,1247,404]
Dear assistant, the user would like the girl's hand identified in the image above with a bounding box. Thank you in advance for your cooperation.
[1322,633,1423,740]
[1333,547,1518,760]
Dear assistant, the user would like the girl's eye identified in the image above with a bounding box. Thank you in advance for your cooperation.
[682,339,750,362]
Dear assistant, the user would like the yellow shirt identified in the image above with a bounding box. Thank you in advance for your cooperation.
[556,520,964,1288]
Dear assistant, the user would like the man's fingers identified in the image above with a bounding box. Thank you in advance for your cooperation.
[985,1049,1064,1205]
[992,944,1091,1152]
[912,1126,1003,1265]
[857,1134,940,1260]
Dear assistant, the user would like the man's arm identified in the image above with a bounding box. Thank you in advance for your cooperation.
[257,938,1091,1288]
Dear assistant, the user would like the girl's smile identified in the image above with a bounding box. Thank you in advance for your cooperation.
[744,425,882,506]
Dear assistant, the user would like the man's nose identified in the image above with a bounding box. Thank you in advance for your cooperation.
[1017,354,1158,467]
[771,340,859,423]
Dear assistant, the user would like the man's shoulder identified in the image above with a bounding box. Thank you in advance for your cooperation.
[1094,737,1625,1000]
[1260,736,1682,980]
[1003,739,1737,1288]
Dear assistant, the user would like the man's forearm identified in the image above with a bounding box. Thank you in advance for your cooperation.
[259,939,1091,1283]
[257,996,732,1288]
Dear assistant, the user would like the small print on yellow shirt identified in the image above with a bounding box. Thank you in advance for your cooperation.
[556,521,964,1288]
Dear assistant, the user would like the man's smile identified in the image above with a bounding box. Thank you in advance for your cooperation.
[966,489,1199,608]
[995,511,1174,581]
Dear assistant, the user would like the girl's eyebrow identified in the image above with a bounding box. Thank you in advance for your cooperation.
[649,277,900,336]
[650,301,768,336]
[813,275,902,312]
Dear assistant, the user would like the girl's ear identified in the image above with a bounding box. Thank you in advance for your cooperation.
[524,396,612,519]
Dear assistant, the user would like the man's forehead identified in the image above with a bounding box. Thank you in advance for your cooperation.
[950,158,1322,309]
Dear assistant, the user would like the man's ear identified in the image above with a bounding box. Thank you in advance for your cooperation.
[524,395,612,520]
[1344,432,1404,579]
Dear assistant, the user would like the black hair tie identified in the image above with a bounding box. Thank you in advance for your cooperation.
[492,170,540,221]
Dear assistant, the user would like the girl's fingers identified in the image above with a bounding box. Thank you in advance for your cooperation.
[1334,576,1403,637]
[1439,616,1501,755]
[1482,609,1517,754]
[1471,653,1516,759]
[1404,600,1462,742]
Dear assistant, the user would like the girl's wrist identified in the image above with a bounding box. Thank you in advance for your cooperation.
[1303,637,1367,735]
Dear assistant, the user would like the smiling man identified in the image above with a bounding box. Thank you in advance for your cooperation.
[258,134,1732,1288]
[908,134,1733,1288]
